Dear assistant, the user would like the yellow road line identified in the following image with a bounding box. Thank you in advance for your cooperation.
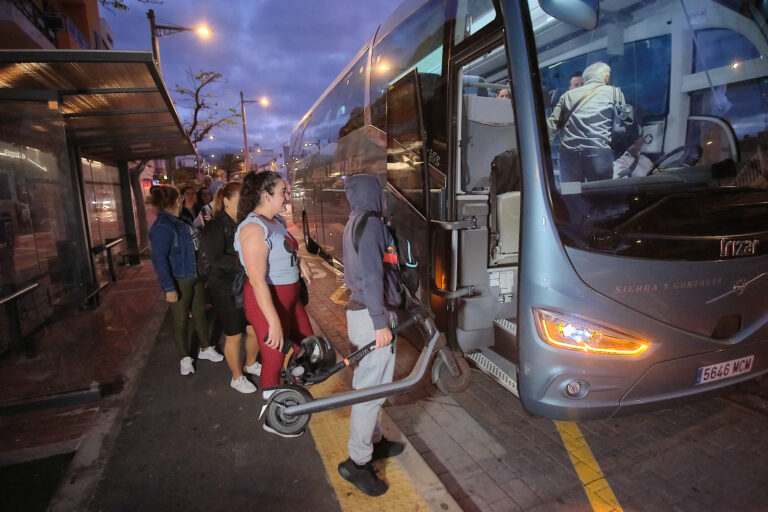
[555,421,623,512]
[308,375,432,511]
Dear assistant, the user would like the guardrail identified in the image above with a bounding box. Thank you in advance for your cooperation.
[83,236,125,309]
[1,282,40,357]
[91,236,124,282]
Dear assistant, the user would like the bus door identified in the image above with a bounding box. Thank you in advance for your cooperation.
[447,37,523,395]
[384,70,436,316]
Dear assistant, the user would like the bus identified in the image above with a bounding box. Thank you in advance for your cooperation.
[289,0,768,420]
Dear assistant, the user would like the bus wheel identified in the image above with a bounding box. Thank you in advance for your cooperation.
[302,213,319,254]
[264,387,312,436]
[433,351,471,394]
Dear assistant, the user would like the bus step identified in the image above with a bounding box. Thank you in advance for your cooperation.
[492,318,518,364]
[467,349,519,397]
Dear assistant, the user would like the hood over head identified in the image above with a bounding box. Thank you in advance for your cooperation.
[345,174,383,214]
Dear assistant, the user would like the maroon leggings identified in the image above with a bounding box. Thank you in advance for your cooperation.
[242,279,313,388]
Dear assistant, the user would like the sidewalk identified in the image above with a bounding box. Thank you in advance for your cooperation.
[0,258,168,509]
[0,220,459,511]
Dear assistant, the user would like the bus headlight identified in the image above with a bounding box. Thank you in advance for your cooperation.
[534,308,648,356]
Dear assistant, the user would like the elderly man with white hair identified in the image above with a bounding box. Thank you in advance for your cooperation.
[548,61,628,183]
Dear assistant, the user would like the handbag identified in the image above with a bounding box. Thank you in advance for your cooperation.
[232,265,246,309]
[611,86,637,153]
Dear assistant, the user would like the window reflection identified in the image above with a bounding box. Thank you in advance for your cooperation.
[0,101,87,340]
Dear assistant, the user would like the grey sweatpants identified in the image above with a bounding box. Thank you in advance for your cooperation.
[346,308,396,465]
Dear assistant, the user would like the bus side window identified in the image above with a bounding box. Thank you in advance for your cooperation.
[370,0,446,131]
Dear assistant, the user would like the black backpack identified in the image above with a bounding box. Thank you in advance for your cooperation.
[352,212,420,301]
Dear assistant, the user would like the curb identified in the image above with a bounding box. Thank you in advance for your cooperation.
[47,295,169,512]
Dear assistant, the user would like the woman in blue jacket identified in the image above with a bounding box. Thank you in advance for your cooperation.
[148,185,223,376]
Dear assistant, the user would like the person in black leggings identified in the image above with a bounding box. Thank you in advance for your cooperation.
[201,181,260,393]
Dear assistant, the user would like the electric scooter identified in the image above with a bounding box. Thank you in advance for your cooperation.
[258,299,469,436]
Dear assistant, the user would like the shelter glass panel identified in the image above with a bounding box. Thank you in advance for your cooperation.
[0,100,89,350]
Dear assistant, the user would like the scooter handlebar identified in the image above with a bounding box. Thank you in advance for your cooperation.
[307,306,431,383]
[344,307,430,365]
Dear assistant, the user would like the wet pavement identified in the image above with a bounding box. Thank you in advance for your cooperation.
[0,260,169,511]
[299,231,768,512]
[1,218,767,511]
[87,309,341,512]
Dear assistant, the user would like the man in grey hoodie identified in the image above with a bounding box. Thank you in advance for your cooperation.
[337,174,405,496]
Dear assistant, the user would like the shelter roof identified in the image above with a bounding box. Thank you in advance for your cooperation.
[0,50,194,162]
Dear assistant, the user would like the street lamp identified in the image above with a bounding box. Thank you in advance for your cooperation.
[240,91,269,173]
[147,9,211,72]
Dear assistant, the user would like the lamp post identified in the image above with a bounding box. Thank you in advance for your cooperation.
[240,91,269,173]
[147,9,211,73]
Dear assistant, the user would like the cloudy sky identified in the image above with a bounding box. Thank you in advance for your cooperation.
[105,0,398,155]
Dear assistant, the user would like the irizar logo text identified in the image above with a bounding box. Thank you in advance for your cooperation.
[720,239,759,258]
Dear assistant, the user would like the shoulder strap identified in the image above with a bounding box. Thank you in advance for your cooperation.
[353,211,380,253]
[559,85,602,129]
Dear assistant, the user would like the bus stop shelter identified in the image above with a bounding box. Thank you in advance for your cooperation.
[0,50,194,354]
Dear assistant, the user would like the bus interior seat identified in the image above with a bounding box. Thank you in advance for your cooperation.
[461,94,516,193]
[492,191,521,264]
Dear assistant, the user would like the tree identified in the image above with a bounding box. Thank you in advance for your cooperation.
[127,159,151,251]
[174,70,239,146]
[217,153,244,179]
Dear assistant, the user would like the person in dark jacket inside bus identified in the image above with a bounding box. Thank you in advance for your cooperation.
[337,174,404,497]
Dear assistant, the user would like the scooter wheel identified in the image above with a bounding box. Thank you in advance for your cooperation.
[433,353,471,394]
[265,388,312,436]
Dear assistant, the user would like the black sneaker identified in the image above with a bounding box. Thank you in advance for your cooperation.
[372,437,405,460]
[337,458,388,496]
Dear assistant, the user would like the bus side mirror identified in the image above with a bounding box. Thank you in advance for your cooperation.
[539,0,599,30]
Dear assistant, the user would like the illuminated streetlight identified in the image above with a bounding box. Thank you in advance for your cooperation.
[240,91,269,172]
[147,9,211,72]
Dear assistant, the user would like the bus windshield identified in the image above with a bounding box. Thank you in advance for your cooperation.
[533,0,768,259]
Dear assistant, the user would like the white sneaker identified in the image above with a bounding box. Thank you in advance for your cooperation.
[231,376,257,394]
[180,357,195,375]
[244,361,262,376]
[198,346,224,362]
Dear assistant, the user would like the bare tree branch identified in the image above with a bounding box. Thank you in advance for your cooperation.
[174,70,240,147]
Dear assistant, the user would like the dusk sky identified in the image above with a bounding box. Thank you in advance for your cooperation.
[105,0,399,156]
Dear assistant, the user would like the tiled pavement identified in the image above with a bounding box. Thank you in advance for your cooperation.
[298,232,768,512]
[0,260,167,466]
[1,217,767,511]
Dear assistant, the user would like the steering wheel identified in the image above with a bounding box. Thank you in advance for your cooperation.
[648,144,703,175]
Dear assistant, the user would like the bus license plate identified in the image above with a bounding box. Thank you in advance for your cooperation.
[695,355,754,385]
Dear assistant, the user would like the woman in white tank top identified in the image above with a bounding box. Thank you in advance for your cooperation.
[234,171,314,436]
